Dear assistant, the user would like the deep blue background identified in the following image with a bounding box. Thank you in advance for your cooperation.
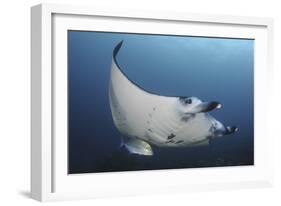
[68,31,254,174]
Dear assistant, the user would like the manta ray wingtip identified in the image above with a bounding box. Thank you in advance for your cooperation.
[113,40,124,57]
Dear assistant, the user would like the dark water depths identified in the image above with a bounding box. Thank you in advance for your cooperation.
[68,31,254,174]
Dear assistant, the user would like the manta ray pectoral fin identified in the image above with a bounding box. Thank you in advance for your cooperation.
[123,137,153,156]
[193,102,222,113]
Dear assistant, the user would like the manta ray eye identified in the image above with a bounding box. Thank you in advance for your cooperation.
[179,97,192,105]
[185,98,192,104]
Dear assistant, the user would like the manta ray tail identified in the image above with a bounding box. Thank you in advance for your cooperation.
[119,137,125,149]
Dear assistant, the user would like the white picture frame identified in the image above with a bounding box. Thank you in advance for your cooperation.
[31,3,274,202]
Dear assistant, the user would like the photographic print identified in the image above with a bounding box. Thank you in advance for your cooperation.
[68,31,254,174]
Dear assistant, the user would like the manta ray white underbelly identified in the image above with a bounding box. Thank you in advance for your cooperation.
[109,41,238,156]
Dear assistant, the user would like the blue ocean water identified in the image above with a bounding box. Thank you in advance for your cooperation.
[68,31,254,174]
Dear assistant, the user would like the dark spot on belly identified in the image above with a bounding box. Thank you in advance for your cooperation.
[167,133,176,140]
[165,139,175,144]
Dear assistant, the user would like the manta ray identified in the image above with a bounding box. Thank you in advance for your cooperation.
[109,41,238,156]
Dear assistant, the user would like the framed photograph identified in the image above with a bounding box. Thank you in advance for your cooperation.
[31,3,274,201]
